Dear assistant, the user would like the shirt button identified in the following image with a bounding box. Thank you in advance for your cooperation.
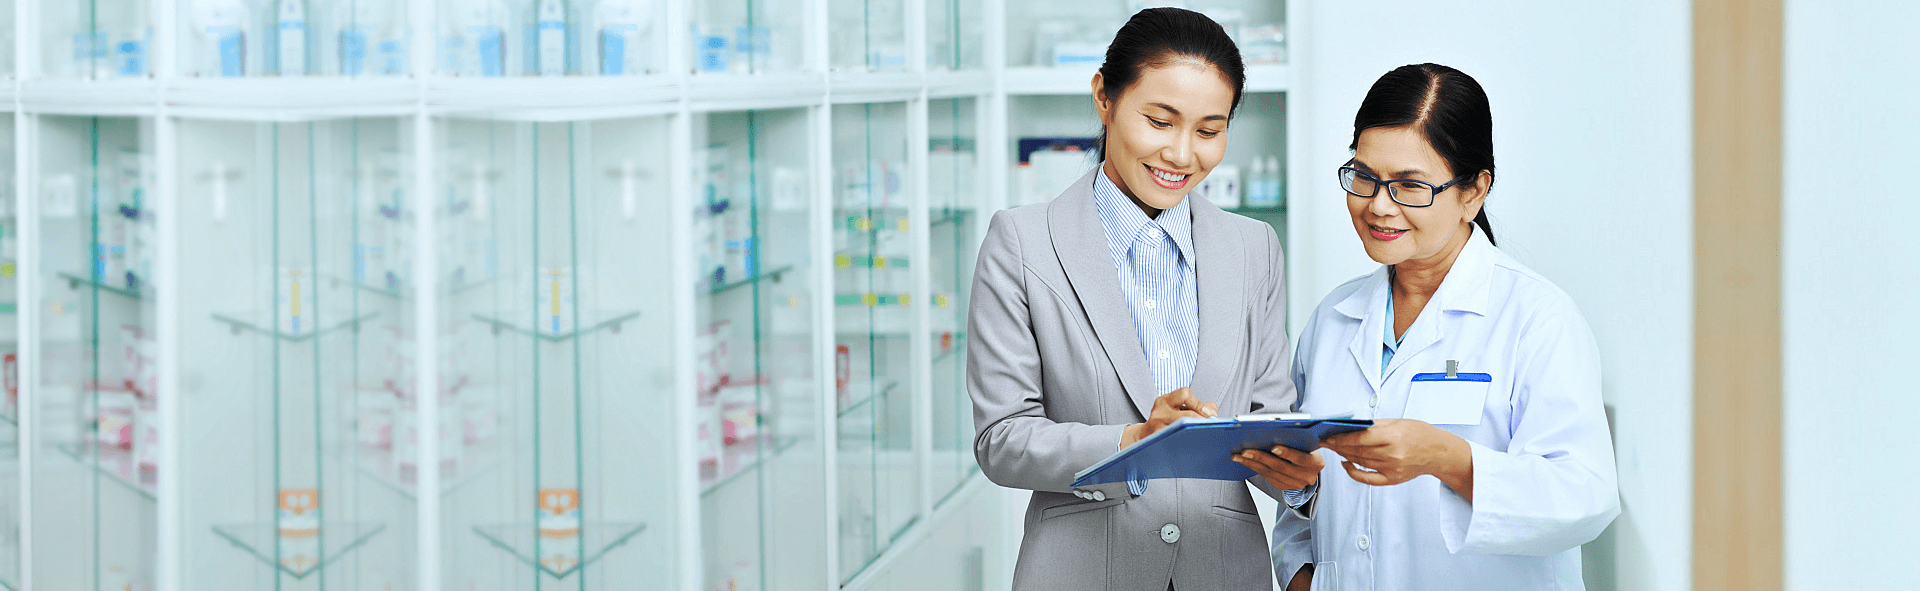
[1358,534,1371,551]
[1160,523,1181,544]
[1157,350,1169,360]
[1144,299,1156,310]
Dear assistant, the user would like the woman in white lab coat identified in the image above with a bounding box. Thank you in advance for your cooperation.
[1233,63,1621,590]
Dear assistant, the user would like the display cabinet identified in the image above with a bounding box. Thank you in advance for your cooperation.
[172,116,414,589]
[432,0,668,78]
[926,0,983,72]
[831,101,917,581]
[692,0,806,75]
[0,119,19,591]
[433,114,672,589]
[30,116,159,591]
[925,97,979,502]
[174,0,410,78]
[4,1,1297,590]
[692,107,828,591]
[42,0,151,79]
[1006,0,1285,70]
[829,0,906,73]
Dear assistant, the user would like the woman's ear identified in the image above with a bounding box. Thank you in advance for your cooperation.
[1460,170,1492,223]
[1092,72,1113,126]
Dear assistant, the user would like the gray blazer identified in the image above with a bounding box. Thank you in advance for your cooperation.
[969,169,1298,591]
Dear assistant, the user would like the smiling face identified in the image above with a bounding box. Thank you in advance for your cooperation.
[1347,126,1489,268]
[1093,58,1236,214]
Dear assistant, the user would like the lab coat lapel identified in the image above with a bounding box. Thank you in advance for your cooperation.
[1187,196,1244,408]
[1337,268,1390,393]
[1049,169,1160,419]
[1383,228,1498,378]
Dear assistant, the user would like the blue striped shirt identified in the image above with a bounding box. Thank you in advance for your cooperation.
[1092,171,1198,401]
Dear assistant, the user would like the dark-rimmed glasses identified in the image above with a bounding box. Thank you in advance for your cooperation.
[1337,161,1474,207]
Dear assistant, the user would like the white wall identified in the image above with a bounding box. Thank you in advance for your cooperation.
[1782,1,1920,589]
[1287,3,1693,590]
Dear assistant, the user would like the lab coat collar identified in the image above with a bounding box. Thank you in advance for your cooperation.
[1336,225,1498,389]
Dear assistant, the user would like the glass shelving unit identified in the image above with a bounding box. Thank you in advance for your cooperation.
[433,0,663,78]
[0,118,19,591]
[693,108,828,591]
[1006,0,1285,69]
[926,97,979,501]
[175,117,414,590]
[30,116,158,591]
[43,0,151,79]
[174,0,410,78]
[693,0,807,76]
[829,0,907,73]
[832,101,917,581]
[435,114,672,590]
[927,0,984,71]
[1,2,1296,589]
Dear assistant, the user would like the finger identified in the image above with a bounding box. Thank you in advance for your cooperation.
[1270,446,1326,471]
[1342,461,1395,486]
[1159,387,1201,411]
[1202,402,1219,418]
[1238,450,1318,487]
[1237,455,1312,489]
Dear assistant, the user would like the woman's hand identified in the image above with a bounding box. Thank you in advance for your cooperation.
[1231,444,1323,491]
[1319,418,1476,501]
[1120,387,1217,448]
[1285,563,1313,591]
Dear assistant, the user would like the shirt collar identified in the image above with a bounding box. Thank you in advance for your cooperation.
[1091,168,1195,266]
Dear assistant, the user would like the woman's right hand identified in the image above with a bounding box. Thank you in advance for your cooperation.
[1120,387,1216,447]
[1286,564,1313,591]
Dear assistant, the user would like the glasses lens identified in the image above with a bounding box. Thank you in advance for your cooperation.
[1386,180,1435,206]
[1340,168,1376,197]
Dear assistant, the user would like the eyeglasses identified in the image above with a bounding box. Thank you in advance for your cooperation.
[1337,161,1474,208]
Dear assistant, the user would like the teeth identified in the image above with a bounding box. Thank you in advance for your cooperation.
[1151,168,1188,182]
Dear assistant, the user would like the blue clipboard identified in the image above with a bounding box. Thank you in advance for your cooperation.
[1071,415,1373,488]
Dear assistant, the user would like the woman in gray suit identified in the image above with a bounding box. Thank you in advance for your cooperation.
[967,8,1323,591]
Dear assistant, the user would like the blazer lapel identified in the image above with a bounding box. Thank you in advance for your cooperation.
[1186,197,1245,409]
[1049,169,1160,419]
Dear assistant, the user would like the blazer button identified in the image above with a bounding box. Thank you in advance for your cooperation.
[1160,523,1181,544]
[1074,490,1089,500]
[1092,491,1106,501]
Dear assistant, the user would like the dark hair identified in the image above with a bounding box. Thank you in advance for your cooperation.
[1350,63,1497,246]
[1094,7,1246,162]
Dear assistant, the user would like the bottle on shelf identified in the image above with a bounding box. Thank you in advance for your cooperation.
[190,0,249,77]
[592,0,647,75]
[535,0,570,76]
[446,0,509,77]
[1267,155,1286,208]
[276,0,309,76]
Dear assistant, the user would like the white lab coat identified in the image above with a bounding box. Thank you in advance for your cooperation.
[1272,229,1620,591]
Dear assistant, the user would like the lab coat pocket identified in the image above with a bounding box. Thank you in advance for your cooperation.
[1403,379,1488,425]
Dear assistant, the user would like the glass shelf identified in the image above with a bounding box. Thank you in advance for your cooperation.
[43,0,152,79]
[55,443,156,501]
[708,264,793,295]
[355,449,501,501]
[471,522,648,579]
[209,311,379,341]
[209,522,387,579]
[701,436,803,497]
[469,310,642,341]
[1005,1,1285,69]
[57,271,145,300]
[692,0,806,75]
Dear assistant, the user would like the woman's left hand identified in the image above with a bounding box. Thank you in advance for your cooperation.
[1319,418,1476,501]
